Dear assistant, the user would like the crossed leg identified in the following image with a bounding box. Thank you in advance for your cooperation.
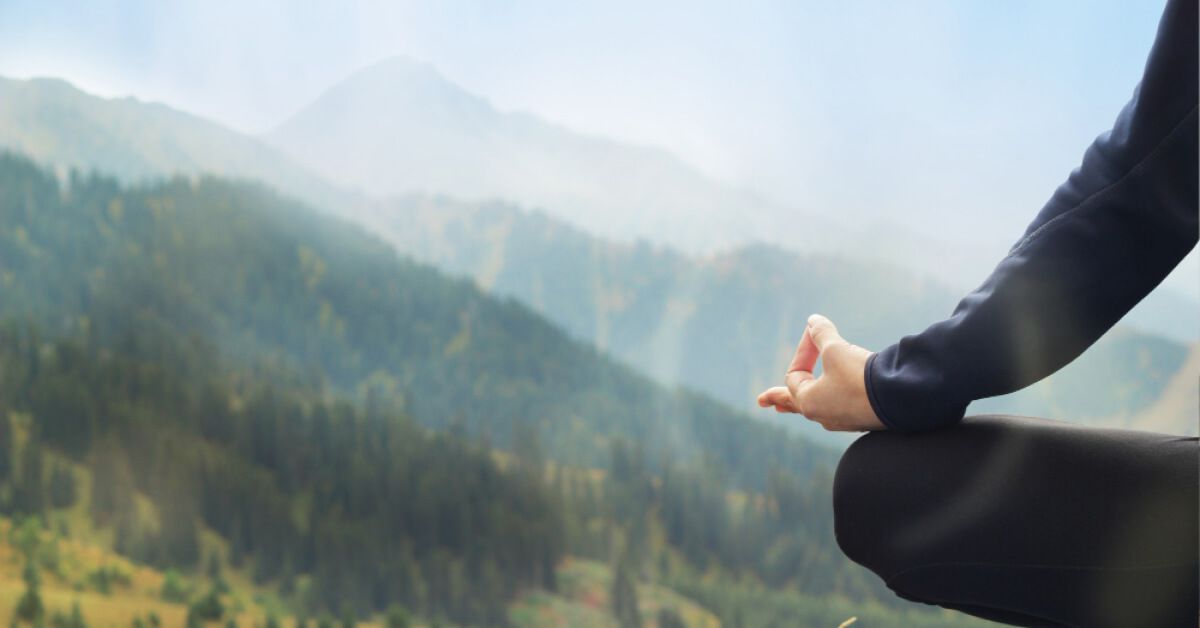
[833,415,1198,627]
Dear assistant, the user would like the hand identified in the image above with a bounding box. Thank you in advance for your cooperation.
[757,314,887,432]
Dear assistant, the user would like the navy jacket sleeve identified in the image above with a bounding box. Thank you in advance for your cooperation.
[865,0,1199,431]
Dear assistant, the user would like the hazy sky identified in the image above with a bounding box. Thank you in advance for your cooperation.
[0,1,1169,246]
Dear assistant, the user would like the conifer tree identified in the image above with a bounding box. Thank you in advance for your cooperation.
[13,560,43,625]
[611,549,642,628]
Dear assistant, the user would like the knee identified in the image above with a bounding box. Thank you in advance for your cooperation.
[833,423,982,581]
[832,432,897,575]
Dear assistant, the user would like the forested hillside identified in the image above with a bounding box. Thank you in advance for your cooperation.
[0,323,561,625]
[0,323,977,626]
[0,153,988,625]
[0,152,832,487]
[3,74,1192,442]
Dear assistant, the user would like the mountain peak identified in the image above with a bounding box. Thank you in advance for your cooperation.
[324,55,476,103]
[265,54,787,255]
[350,55,445,83]
[1,75,83,99]
[277,55,494,132]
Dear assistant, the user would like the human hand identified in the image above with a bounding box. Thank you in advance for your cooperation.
[756,314,887,432]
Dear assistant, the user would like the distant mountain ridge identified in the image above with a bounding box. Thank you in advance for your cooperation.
[366,195,1197,438]
[2,69,1194,341]
[0,75,349,210]
[264,56,842,257]
[262,56,1199,340]
[0,71,1193,438]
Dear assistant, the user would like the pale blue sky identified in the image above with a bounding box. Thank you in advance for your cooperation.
[0,1,1167,243]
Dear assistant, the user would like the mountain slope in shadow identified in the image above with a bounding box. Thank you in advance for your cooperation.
[0,152,834,486]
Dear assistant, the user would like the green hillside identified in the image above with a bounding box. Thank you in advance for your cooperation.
[0,321,974,627]
[0,153,998,626]
[0,152,832,486]
[2,74,1188,438]
[0,76,347,212]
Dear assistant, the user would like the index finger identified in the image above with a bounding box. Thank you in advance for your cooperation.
[786,324,819,375]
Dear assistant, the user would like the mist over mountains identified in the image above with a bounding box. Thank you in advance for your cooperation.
[0,64,1194,441]
[265,56,824,257]
[262,56,1198,340]
[3,62,1195,318]
[0,75,347,211]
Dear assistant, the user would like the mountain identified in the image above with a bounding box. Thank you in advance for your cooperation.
[1122,283,1200,344]
[1127,343,1200,435]
[969,327,1192,427]
[264,56,843,257]
[0,152,989,627]
[0,75,348,211]
[0,151,832,486]
[364,195,1197,438]
[0,69,1008,299]
[5,71,1193,345]
[265,57,1200,338]
[2,73,1191,435]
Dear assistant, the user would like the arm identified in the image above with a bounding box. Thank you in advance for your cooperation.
[866,0,1198,431]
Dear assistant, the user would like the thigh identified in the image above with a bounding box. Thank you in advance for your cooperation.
[833,414,1198,628]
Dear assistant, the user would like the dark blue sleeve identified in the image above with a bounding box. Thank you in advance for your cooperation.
[865,0,1199,431]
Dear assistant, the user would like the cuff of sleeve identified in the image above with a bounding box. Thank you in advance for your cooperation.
[864,346,969,431]
[863,351,900,431]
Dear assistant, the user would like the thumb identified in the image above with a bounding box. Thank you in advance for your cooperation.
[785,369,815,412]
[806,314,844,353]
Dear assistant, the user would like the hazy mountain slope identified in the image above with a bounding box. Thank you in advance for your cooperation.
[3,73,1190,431]
[0,152,832,486]
[367,195,1195,437]
[969,328,1193,434]
[265,56,842,257]
[1127,343,1200,435]
[265,58,1200,342]
[6,72,1193,347]
[0,75,347,210]
[1122,284,1200,344]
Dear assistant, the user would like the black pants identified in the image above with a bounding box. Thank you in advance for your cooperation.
[833,415,1198,627]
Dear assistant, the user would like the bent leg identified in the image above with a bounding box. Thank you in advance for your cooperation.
[833,414,1198,628]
